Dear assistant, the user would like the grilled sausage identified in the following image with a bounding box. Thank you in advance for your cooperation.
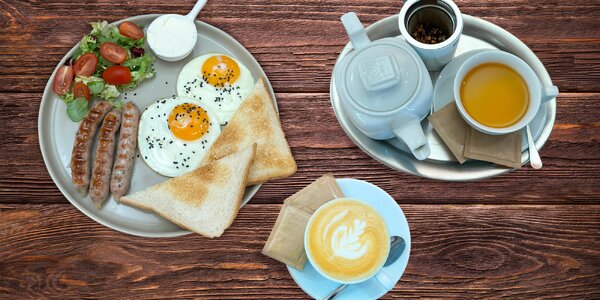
[90,109,121,207]
[110,102,140,200]
[71,101,112,195]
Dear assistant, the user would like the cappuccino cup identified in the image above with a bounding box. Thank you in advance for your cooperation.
[304,198,395,289]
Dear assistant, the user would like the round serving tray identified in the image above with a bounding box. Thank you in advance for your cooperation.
[330,14,557,181]
[39,14,276,237]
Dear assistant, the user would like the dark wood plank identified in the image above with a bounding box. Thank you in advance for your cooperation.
[0,204,598,299]
[0,0,599,93]
[1,92,599,205]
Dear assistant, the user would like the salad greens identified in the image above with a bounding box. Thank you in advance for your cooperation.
[60,21,155,121]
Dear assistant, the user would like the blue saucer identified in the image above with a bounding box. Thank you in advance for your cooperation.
[287,178,411,300]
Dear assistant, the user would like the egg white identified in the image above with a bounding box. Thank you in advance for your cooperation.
[138,96,221,177]
[176,53,255,125]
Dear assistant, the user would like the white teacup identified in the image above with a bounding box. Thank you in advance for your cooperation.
[453,50,559,135]
[304,198,395,290]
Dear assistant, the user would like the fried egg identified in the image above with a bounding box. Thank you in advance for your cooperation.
[176,53,254,125]
[138,96,221,177]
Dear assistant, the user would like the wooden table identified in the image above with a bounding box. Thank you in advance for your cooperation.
[1,0,599,298]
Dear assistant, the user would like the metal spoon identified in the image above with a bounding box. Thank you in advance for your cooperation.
[322,236,406,300]
[526,125,543,169]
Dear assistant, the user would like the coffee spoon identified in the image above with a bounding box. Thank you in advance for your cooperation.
[322,235,406,300]
[526,125,543,169]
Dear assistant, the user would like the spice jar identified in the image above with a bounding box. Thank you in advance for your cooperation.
[399,0,463,71]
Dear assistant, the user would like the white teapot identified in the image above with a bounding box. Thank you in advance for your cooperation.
[333,12,433,160]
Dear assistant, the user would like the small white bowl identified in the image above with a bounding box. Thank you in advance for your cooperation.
[147,14,198,62]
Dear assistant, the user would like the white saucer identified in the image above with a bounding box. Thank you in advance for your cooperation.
[287,178,411,300]
[432,49,547,151]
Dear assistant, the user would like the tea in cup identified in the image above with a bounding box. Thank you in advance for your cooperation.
[453,50,559,135]
[304,198,392,285]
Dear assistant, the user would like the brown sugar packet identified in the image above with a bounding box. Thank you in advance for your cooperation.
[428,102,469,163]
[464,127,522,169]
[262,174,344,271]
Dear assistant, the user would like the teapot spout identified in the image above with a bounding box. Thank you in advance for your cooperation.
[393,117,430,161]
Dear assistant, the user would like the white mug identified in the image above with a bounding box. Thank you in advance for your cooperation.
[453,50,559,135]
[304,198,396,290]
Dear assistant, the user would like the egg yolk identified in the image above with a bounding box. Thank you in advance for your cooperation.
[168,103,210,141]
[201,55,240,87]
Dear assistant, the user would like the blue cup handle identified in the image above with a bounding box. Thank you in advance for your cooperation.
[373,269,396,291]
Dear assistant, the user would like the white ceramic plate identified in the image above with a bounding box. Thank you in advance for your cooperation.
[38,15,276,237]
[288,178,411,300]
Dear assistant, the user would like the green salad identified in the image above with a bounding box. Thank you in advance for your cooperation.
[52,21,155,121]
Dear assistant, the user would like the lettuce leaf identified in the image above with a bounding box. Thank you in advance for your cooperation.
[90,21,110,37]
[123,54,154,78]
[100,84,120,100]
[66,98,89,122]
[61,92,76,104]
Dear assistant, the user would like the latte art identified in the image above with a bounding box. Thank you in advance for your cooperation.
[329,212,368,260]
[306,199,389,283]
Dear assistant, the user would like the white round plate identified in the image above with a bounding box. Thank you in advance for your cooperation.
[38,15,276,237]
[287,178,411,300]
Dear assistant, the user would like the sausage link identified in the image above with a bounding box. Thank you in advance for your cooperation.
[110,102,140,200]
[90,109,122,207]
[71,101,112,195]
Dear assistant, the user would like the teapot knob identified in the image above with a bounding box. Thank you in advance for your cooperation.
[341,12,371,50]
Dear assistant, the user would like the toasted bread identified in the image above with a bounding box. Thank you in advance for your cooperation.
[204,78,296,185]
[121,144,256,238]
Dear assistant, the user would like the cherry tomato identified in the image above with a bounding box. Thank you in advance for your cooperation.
[73,82,92,101]
[103,65,132,85]
[119,21,144,40]
[100,42,127,64]
[52,65,74,96]
[73,53,98,77]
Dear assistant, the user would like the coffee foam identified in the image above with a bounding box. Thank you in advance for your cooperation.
[307,199,389,282]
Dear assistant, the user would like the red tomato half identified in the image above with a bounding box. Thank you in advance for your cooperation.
[100,42,127,64]
[73,53,98,77]
[73,82,91,101]
[119,21,144,40]
[103,65,132,85]
[53,65,74,96]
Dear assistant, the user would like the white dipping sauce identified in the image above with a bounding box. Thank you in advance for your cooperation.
[147,14,197,61]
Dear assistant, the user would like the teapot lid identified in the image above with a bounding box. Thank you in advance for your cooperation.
[336,13,422,113]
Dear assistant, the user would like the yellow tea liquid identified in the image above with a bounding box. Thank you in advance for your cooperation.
[460,63,529,128]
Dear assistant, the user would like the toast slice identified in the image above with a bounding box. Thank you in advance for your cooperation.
[121,144,256,238]
[204,78,296,185]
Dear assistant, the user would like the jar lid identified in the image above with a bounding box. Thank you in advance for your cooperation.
[341,42,420,112]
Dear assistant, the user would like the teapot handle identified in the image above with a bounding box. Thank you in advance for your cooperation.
[341,12,370,50]
[393,115,430,161]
